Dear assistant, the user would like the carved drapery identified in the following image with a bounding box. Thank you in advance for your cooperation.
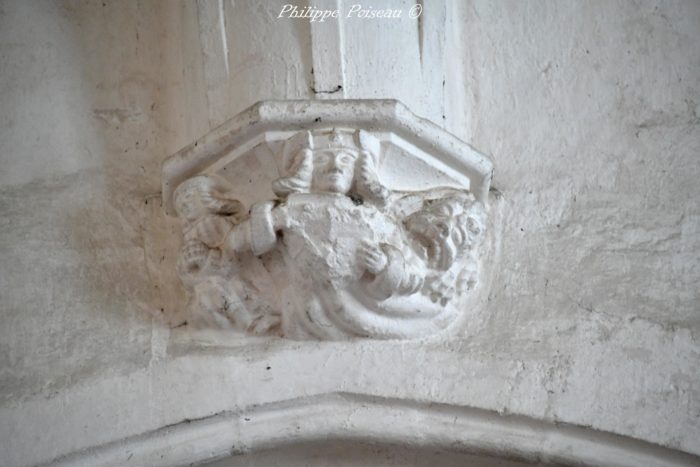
[162,100,493,340]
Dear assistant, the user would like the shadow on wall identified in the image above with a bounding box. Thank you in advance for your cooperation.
[0,1,196,403]
[0,0,323,403]
[51,392,700,467]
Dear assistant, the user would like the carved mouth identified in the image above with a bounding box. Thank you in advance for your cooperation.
[407,217,457,270]
[410,227,439,263]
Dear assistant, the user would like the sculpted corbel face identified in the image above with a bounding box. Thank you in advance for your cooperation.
[163,101,493,340]
[405,194,483,271]
[173,176,244,230]
[175,185,207,227]
[310,149,358,194]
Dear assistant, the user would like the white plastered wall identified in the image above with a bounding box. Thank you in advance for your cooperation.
[0,1,698,465]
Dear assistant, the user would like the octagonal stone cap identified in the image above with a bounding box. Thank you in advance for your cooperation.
[162,99,494,215]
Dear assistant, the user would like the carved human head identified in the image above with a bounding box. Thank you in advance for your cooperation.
[405,192,484,270]
[273,129,384,200]
[173,175,244,226]
[311,131,360,194]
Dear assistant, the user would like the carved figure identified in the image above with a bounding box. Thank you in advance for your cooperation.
[174,129,486,340]
[174,175,280,334]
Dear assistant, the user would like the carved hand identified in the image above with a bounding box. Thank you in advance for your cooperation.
[181,241,208,272]
[195,215,233,248]
[272,203,290,231]
[359,240,388,274]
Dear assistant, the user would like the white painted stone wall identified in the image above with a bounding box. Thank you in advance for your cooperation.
[0,1,698,465]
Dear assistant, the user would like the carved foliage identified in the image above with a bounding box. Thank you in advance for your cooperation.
[173,129,486,340]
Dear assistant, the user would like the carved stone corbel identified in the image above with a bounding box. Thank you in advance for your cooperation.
[162,100,493,340]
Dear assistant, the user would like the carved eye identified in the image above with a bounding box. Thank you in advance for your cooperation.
[436,221,449,238]
[338,152,355,165]
[467,217,481,235]
[315,153,331,166]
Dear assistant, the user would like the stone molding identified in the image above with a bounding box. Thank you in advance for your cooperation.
[49,392,700,467]
[162,100,494,339]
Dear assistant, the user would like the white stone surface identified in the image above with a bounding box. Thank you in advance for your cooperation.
[165,103,492,339]
[0,0,698,465]
[45,393,700,467]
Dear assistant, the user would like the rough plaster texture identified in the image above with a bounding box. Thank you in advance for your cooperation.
[0,0,698,465]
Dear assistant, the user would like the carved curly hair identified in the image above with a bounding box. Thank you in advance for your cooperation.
[174,175,245,226]
[272,148,389,206]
